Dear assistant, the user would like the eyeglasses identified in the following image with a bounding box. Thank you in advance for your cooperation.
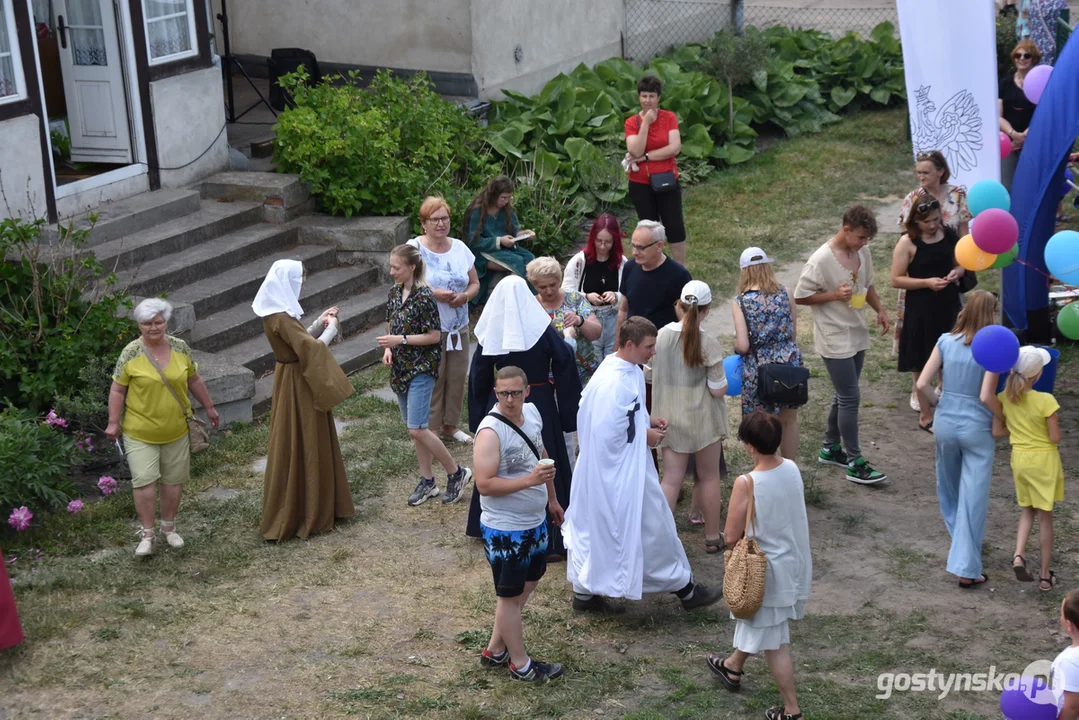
[494,389,525,399]
[1014,52,1033,59]
[426,216,451,225]
[916,198,941,214]
[631,239,660,251]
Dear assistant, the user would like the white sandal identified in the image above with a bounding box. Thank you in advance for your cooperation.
[448,429,473,444]
[135,528,155,556]
[160,520,185,548]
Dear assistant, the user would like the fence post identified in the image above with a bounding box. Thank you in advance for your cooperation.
[730,0,744,35]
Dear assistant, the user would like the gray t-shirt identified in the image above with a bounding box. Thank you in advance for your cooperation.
[478,404,547,531]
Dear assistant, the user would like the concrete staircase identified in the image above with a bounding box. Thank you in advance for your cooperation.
[55,173,407,423]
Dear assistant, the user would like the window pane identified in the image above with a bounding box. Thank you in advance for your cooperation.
[68,0,107,66]
[144,0,192,60]
[0,5,14,98]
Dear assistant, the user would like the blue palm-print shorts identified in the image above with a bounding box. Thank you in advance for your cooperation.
[480,521,548,598]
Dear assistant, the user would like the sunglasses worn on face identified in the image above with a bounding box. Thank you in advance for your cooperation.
[1015,53,1033,59]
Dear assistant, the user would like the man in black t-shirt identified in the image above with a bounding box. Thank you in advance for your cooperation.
[617,220,692,336]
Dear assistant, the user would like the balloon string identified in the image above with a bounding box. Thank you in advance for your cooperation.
[1013,257,1078,293]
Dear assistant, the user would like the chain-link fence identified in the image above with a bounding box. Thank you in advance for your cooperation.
[623,1,899,63]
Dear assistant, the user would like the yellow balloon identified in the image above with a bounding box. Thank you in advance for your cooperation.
[955,233,998,271]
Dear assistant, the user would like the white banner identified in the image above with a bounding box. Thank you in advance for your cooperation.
[896,0,1001,188]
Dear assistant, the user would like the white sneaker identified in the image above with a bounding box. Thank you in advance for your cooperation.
[161,522,184,548]
[135,529,155,556]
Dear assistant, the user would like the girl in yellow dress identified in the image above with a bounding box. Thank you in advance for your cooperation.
[982,346,1064,591]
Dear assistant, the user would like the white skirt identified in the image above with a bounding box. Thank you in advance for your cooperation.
[731,599,805,654]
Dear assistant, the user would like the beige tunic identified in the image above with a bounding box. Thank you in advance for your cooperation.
[794,242,874,360]
[651,322,730,454]
[260,313,355,541]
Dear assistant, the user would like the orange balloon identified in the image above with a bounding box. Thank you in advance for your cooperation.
[955,233,998,271]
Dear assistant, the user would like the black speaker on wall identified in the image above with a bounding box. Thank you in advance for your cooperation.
[268,48,322,111]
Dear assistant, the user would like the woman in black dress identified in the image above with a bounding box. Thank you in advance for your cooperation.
[890,191,964,433]
[465,276,583,560]
[998,39,1038,191]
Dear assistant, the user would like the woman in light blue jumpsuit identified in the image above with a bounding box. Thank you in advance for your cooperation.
[916,291,997,588]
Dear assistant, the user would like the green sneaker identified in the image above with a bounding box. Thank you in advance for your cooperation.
[818,444,849,468]
[846,457,887,485]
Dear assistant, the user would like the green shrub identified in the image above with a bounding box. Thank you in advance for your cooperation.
[0,406,77,513]
[0,217,132,412]
[997,12,1018,79]
[53,356,114,435]
[274,69,493,218]
[505,159,588,259]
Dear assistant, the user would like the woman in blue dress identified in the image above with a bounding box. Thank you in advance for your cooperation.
[465,276,583,560]
[463,176,536,306]
[915,290,997,589]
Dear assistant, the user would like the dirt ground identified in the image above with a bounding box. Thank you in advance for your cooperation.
[3,196,1079,719]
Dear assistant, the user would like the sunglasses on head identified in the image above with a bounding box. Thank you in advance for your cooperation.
[916,197,941,214]
[1014,52,1033,59]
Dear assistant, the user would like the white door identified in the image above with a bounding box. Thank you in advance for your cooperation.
[55,0,133,164]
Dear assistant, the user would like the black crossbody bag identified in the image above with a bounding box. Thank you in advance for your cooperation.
[489,412,543,461]
[738,294,810,408]
[636,116,678,193]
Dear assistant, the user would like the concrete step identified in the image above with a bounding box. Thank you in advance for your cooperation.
[218,287,388,377]
[44,189,202,246]
[90,199,264,273]
[116,221,299,298]
[167,244,335,319]
[188,264,381,352]
[252,325,385,416]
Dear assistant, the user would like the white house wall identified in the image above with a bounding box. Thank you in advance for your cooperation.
[0,115,48,221]
[149,66,229,188]
[469,0,623,99]
[211,0,474,74]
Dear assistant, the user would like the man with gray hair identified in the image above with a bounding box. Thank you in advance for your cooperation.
[616,220,692,338]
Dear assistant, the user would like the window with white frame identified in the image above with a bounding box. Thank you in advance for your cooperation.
[143,0,197,65]
[0,0,26,104]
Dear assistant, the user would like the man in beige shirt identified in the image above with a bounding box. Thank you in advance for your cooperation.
[794,205,890,485]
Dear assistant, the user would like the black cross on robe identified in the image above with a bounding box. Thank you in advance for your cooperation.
[626,400,640,444]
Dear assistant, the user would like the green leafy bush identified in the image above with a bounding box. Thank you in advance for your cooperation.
[274,69,493,218]
[0,407,77,513]
[53,356,115,435]
[0,217,132,413]
[505,159,588,258]
[997,12,1018,79]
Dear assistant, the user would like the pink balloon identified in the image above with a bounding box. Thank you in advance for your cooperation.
[999,131,1012,159]
[971,208,1019,254]
[1024,65,1053,104]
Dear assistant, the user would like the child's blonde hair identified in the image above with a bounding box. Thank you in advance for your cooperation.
[1003,369,1035,405]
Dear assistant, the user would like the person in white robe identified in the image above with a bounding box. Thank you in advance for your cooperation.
[563,316,723,613]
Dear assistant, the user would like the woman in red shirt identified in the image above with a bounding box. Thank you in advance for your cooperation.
[624,75,687,266]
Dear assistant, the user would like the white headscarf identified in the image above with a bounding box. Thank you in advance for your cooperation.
[252,259,304,319]
[474,275,553,356]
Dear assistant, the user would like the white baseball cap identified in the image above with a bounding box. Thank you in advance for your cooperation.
[1013,346,1052,378]
[680,280,712,306]
[740,247,775,269]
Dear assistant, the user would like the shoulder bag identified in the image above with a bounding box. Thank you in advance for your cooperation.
[738,295,810,408]
[490,411,542,462]
[144,343,210,453]
[636,116,678,193]
[723,474,768,619]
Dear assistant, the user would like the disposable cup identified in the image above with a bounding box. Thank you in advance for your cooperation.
[538,459,555,468]
[850,292,867,309]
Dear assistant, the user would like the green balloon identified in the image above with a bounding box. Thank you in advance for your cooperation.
[1058,302,1079,340]
[990,247,1018,269]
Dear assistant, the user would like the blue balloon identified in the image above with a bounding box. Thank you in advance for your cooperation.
[1001,674,1057,720]
[1045,230,1079,285]
[722,354,743,397]
[968,179,1011,216]
[971,325,1020,373]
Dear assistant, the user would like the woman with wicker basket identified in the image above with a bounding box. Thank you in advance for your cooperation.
[707,410,812,720]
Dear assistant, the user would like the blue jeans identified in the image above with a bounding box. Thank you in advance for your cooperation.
[397,373,435,429]
[594,305,618,362]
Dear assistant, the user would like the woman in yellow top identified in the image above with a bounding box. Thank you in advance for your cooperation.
[982,346,1064,591]
[106,299,220,557]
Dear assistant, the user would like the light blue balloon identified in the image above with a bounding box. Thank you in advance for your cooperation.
[968,179,1011,217]
[1045,230,1079,285]
[722,354,743,397]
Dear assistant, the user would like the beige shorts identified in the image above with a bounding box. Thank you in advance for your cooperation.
[124,435,190,489]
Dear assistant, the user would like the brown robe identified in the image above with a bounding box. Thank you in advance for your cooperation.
[260,313,355,540]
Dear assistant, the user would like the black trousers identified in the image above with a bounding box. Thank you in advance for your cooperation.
[628,180,687,244]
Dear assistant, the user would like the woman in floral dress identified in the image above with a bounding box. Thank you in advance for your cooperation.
[732,247,803,462]
[527,257,602,386]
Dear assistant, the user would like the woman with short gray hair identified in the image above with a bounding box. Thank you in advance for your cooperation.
[106,298,219,556]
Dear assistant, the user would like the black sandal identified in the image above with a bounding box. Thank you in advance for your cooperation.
[706,653,742,691]
[1013,555,1034,582]
[1040,571,1058,592]
[919,421,934,434]
[958,573,989,589]
[764,707,803,720]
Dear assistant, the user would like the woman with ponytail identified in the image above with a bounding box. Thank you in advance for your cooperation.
[651,280,730,553]
[982,345,1064,592]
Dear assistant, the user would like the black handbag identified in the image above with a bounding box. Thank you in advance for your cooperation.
[636,116,679,194]
[738,295,810,408]
[958,271,978,293]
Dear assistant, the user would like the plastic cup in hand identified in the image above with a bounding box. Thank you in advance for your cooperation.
[850,292,867,309]
[538,459,555,469]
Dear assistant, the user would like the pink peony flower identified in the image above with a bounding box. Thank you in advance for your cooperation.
[44,409,68,429]
[75,432,95,454]
[97,476,118,496]
[67,500,84,514]
[7,506,32,531]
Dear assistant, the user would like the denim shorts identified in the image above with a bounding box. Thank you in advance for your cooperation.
[397,373,435,429]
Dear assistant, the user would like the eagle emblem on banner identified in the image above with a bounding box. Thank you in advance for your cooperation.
[912,86,984,172]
